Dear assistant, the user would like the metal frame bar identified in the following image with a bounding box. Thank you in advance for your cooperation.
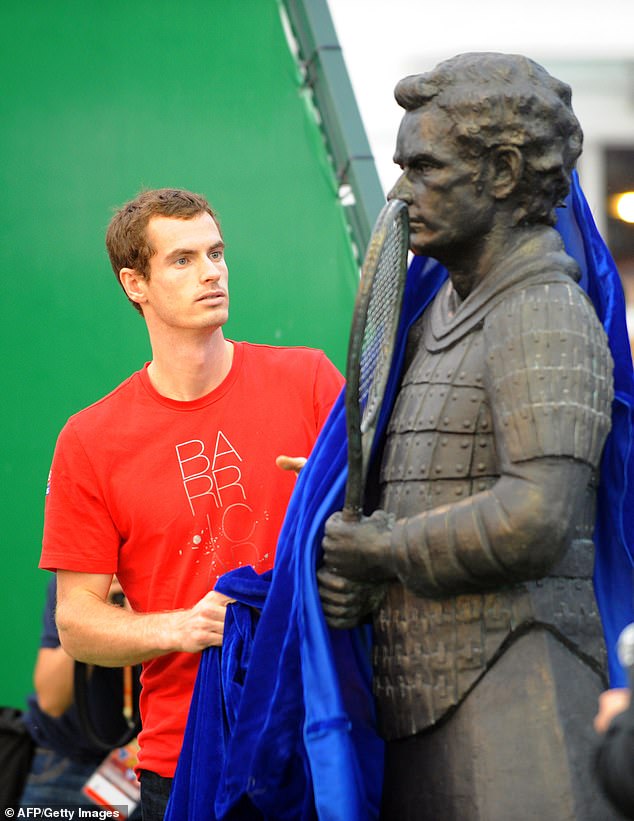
[280,0,385,259]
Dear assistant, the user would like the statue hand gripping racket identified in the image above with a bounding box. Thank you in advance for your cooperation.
[319,52,619,820]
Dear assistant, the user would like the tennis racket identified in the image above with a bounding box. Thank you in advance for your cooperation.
[342,198,409,522]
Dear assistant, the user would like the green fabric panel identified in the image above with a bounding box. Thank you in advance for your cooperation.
[0,0,357,707]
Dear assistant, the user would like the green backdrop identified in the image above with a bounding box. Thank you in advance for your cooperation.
[0,0,358,707]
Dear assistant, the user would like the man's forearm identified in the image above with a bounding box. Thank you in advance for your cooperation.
[34,647,76,716]
[55,578,232,666]
[56,589,185,666]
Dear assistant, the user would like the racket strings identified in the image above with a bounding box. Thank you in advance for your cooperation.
[358,219,408,432]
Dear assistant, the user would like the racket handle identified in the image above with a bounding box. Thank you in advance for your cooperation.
[342,504,362,523]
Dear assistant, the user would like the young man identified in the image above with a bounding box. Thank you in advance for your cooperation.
[40,188,343,819]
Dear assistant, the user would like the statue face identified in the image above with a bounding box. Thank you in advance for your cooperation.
[389,105,496,265]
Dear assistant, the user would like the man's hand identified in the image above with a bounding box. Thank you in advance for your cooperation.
[318,565,386,629]
[164,589,234,653]
[276,454,307,475]
[322,509,396,581]
[595,688,631,734]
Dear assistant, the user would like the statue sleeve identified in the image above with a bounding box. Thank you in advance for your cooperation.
[388,280,614,597]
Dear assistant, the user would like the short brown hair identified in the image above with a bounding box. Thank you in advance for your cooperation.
[105,188,220,313]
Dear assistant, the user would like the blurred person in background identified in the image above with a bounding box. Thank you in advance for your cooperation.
[19,575,140,817]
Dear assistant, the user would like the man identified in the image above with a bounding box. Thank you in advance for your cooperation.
[40,188,343,820]
[319,53,617,819]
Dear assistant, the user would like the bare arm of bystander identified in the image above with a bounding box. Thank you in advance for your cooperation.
[55,570,234,667]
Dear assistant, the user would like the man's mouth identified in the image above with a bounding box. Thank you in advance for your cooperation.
[196,290,226,302]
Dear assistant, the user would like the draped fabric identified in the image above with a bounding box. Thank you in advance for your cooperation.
[557,174,634,687]
[165,173,634,821]
[165,567,272,821]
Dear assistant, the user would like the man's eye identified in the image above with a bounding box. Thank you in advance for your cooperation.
[209,250,223,261]
[175,257,188,266]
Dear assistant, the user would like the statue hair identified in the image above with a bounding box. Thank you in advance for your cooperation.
[395,52,583,225]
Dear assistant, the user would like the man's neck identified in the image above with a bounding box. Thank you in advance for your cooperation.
[146,330,234,401]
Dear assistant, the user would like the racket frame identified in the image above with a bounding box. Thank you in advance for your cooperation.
[343,198,409,521]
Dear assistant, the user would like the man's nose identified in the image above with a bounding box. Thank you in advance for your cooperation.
[387,172,412,203]
[201,257,222,280]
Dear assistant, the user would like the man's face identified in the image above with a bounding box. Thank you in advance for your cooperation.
[139,212,229,332]
[389,105,495,262]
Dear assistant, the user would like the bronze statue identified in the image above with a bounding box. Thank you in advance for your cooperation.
[318,52,618,819]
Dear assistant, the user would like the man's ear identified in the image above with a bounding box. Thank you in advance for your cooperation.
[489,145,523,200]
[119,268,148,307]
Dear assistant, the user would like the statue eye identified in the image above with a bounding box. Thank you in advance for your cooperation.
[413,160,434,174]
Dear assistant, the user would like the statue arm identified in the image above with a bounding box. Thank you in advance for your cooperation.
[321,457,590,596]
[386,456,590,596]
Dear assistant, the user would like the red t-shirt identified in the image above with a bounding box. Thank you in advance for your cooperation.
[40,341,343,777]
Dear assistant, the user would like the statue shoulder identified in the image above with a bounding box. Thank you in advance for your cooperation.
[483,278,613,467]
[484,277,609,351]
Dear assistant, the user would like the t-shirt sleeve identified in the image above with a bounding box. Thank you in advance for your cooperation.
[312,352,344,431]
[40,420,120,574]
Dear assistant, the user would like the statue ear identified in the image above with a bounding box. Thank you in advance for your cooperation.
[488,145,523,200]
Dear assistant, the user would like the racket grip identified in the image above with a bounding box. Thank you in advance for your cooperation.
[342,504,362,523]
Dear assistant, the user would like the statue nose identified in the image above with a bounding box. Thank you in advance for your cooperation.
[387,173,411,204]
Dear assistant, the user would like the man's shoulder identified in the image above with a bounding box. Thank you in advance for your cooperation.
[238,340,327,360]
[233,342,343,405]
[236,340,335,374]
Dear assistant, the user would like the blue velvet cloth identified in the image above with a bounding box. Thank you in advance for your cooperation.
[166,567,273,821]
[556,174,634,687]
[165,173,634,821]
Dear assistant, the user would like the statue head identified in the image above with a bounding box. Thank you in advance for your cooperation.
[393,52,583,228]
